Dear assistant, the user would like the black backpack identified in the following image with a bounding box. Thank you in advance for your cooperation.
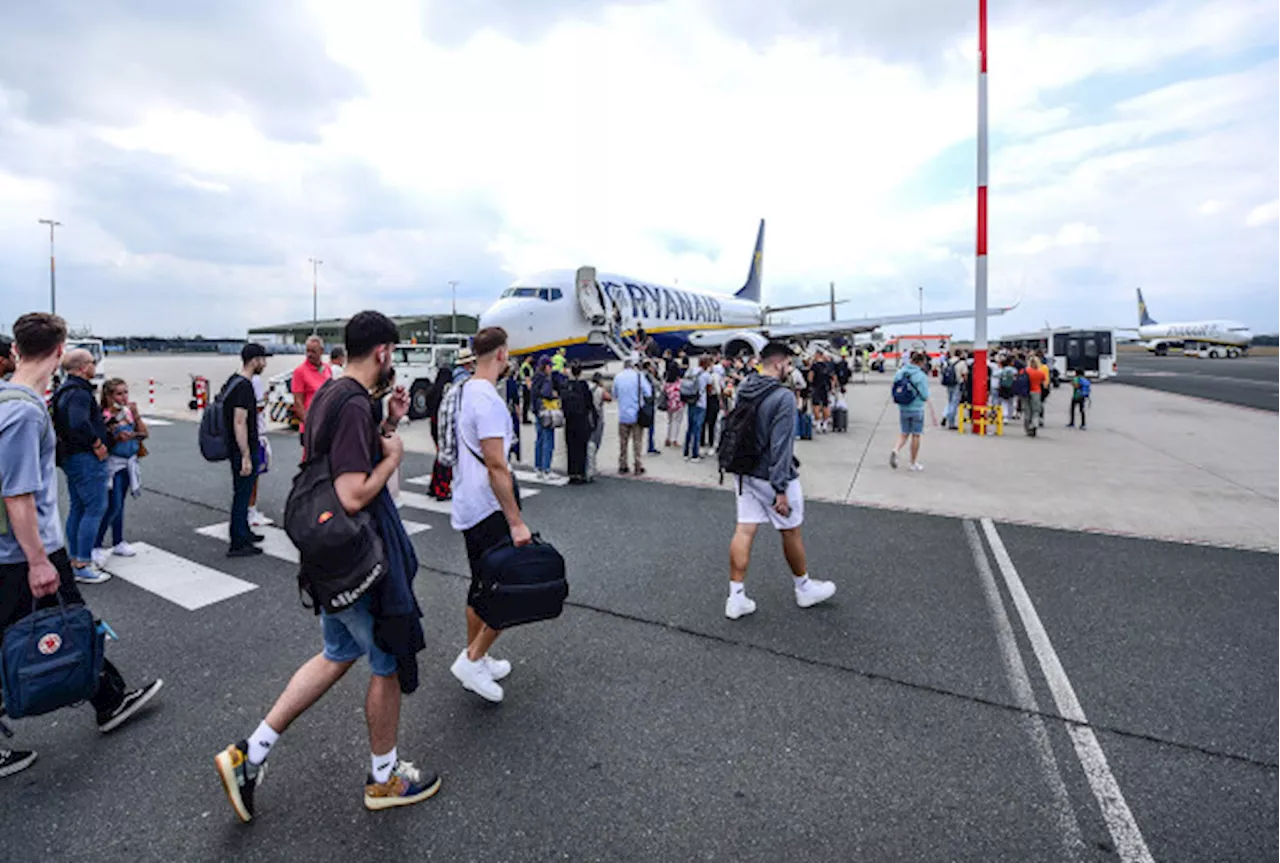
[717,378,779,483]
[941,361,957,387]
[283,381,387,614]
[560,379,590,419]
[471,535,568,630]
[198,376,247,462]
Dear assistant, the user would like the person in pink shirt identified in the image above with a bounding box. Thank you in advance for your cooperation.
[290,336,332,434]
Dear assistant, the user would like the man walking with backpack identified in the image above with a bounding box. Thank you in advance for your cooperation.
[448,327,531,703]
[1,313,163,779]
[890,351,931,471]
[223,344,268,557]
[719,342,836,620]
[942,349,965,429]
[215,311,439,822]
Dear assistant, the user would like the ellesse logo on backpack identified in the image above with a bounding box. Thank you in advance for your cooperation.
[38,633,62,655]
[317,511,334,524]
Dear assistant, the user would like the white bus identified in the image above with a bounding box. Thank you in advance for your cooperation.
[995,328,1118,380]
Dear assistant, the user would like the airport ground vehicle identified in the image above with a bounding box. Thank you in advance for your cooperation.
[996,328,1118,380]
[50,338,106,391]
[393,343,461,420]
[1182,341,1244,359]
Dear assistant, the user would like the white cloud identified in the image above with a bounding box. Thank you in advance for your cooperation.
[1245,200,1279,227]
[0,0,1275,336]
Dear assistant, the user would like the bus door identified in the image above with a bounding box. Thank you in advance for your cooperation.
[1063,336,1101,374]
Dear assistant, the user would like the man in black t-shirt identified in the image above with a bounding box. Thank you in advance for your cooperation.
[224,344,266,557]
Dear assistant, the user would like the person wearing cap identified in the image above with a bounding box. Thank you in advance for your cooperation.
[225,344,269,557]
[454,346,476,383]
[291,336,332,435]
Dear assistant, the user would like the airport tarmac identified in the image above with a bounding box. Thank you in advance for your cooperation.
[6,356,1276,861]
[1114,351,1278,412]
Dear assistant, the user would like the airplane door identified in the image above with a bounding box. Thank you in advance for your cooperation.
[575,266,606,326]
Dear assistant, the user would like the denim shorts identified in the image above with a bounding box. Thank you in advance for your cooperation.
[898,411,925,435]
[320,594,397,677]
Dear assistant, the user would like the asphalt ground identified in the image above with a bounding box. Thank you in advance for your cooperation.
[1113,353,1278,411]
[3,423,1276,862]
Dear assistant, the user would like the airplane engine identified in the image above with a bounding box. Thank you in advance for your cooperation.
[687,329,768,358]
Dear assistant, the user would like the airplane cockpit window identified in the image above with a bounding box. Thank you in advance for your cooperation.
[503,286,562,301]
[549,288,563,301]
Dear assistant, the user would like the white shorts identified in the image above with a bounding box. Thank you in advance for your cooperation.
[735,476,804,530]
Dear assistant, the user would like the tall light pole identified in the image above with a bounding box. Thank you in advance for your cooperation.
[309,258,323,335]
[38,219,62,315]
[448,280,459,335]
[918,285,924,335]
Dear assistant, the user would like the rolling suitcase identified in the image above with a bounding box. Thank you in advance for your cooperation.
[796,412,814,440]
[832,405,849,433]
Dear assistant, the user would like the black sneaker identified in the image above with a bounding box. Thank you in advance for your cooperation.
[0,749,37,778]
[227,545,264,558]
[98,679,164,733]
[215,740,267,823]
[249,532,265,543]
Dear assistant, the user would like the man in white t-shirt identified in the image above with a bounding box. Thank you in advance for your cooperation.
[248,373,272,526]
[448,327,532,704]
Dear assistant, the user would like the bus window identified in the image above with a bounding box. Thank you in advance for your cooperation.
[1084,339,1098,358]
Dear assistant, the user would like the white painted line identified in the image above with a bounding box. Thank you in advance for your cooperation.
[100,542,257,611]
[397,487,539,515]
[197,523,299,564]
[141,417,174,426]
[197,521,432,564]
[980,518,1154,863]
[404,475,433,487]
[963,520,1085,860]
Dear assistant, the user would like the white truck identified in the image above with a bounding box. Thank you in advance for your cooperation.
[394,343,462,419]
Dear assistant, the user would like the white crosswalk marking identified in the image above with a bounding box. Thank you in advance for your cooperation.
[196,520,431,564]
[141,417,174,426]
[100,542,257,610]
[397,487,539,516]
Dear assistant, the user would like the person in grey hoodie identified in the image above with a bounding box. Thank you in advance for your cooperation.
[725,341,837,621]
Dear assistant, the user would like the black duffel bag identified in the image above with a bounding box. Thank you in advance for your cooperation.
[472,535,568,630]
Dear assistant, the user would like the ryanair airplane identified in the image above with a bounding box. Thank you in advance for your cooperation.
[478,220,1015,362]
[1136,288,1252,356]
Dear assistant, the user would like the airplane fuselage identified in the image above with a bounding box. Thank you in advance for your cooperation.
[1138,320,1252,348]
[480,269,762,362]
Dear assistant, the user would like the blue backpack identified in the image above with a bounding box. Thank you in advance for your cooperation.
[0,595,105,719]
[891,374,920,406]
[1076,377,1092,399]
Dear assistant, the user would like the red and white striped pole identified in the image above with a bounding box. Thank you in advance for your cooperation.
[971,0,990,426]
[148,378,155,407]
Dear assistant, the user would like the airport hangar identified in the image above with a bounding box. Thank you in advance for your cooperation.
[248,313,479,348]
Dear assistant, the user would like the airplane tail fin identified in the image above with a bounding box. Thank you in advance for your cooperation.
[735,219,764,303]
[1137,287,1157,325]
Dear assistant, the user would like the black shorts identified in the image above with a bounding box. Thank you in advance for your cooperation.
[0,548,84,635]
[811,389,830,408]
[463,510,512,607]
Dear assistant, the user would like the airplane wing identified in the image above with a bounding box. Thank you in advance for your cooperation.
[760,304,1017,341]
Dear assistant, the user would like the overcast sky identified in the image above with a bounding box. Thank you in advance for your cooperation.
[0,0,1276,339]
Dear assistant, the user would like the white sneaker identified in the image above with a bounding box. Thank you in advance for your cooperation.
[795,578,837,608]
[889,450,899,469]
[450,650,504,702]
[725,592,757,620]
[483,655,512,681]
[910,462,924,472]
[111,542,137,557]
[91,548,108,568]
[247,508,273,527]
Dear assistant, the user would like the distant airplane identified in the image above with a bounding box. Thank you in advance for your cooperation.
[1135,288,1252,356]
[478,219,1015,362]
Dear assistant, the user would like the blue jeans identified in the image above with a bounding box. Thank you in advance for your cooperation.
[321,594,397,676]
[945,385,962,426]
[535,423,555,472]
[95,469,129,549]
[230,465,256,548]
[63,452,108,565]
[647,421,657,453]
[684,405,706,458]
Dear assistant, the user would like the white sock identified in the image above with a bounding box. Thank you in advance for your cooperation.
[247,721,279,765]
[372,747,397,784]
[794,574,810,590]
[729,582,745,597]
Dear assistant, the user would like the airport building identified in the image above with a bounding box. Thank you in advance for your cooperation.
[248,314,479,347]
